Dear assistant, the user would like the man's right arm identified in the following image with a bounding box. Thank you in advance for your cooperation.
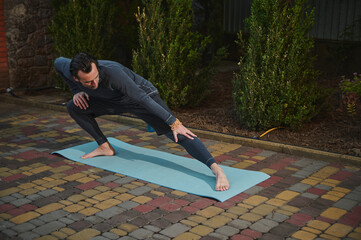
[54,57,81,95]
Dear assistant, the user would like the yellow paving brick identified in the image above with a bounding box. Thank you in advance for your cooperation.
[63,204,85,213]
[68,194,86,202]
[302,227,321,235]
[239,212,263,222]
[151,190,165,196]
[35,186,46,191]
[22,171,32,176]
[181,220,198,227]
[94,199,121,210]
[319,234,340,240]
[355,227,361,233]
[82,189,101,197]
[171,190,188,196]
[301,178,320,186]
[276,190,300,201]
[348,232,361,239]
[123,183,138,189]
[78,201,92,207]
[188,215,207,223]
[311,166,339,179]
[42,179,67,188]
[266,198,287,207]
[78,207,101,216]
[52,231,67,239]
[64,173,87,181]
[132,196,152,204]
[321,207,347,220]
[285,167,298,171]
[118,223,138,232]
[110,228,127,236]
[146,183,160,188]
[281,205,299,213]
[18,183,36,189]
[20,188,39,196]
[68,229,100,240]
[174,232,201,240]
[237,203,254,209]
[53,187,64,192]
[333,187,351,193]
[31,166,51,174]
[89,174,101,179]
[50,165,72,173]
[0,187,20,197]
[85,198,99,204]
[110,187,126,194]
[321,194,340,202]
[325,223,353,238]
[327,191,345,197]
[36,203,64,214]
[59,200,72,206]
[222,212,238,219]
[197,206,224,218]
[190,225,214,236]
[324,179,341,185]
[276,209,293,216]
[243,195,268,206]
[115,193,134,201]
[10,211,40,224]
[227,206,248,215]
[260,168,278,175]
[307,220,331,231]
[0,213,12,220]
[32,179,46,185]
[292,230,317,240]
[232,161,254,169]
[251,204,277,216]
[203,215,232,228]
[76,177,94,183]
[252,156,266,160]
[93,191,119,201]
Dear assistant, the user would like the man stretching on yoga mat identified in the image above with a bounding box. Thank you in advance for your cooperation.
[54,52,229,191]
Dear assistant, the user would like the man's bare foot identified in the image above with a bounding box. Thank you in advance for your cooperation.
[210,163,230,191]
[82,141,115,159]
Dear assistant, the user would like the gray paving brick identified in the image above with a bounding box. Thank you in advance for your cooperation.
[128,186,152,196]
[152,234,171,240]
[0,220,15,230]
[144,225,161,233]
[67,213,86,221]
[26,193,42,201]
[315,184,332,191]
[243,185,264,195]
[258,150,276,157]
[334,198,358,210]
[97,175,120,183]
[11,198,32,207]
[228,219,252,229]
[129,228,154,239]
[18,231,40,240]
[38,189,57,197]
[90,236,109,240]
[33,221,66,235]
[103,232,120,240]
[291,158,314,167]
[59,217,74,224]
[86,215,105,224]
[135,142,150,147]
[208,232,229,240]
[266,212,289,223]
[115,176,136,184]
[288,183,312,193]
[2,229,17,237]
[0,196,16,203]
[345,191,361,201]
[11,193,24,198]
[250,219,279,233]
[215,225,239,236]
[38,210,68,222]
[96,206,125,219]
[301,192,319,200]
[11,222,36,233]
[119,237,136,240]
[118,201,139,210]
[159,223,190,238]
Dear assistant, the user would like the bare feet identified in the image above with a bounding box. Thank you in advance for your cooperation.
[82,141,115,159]
[211,163,230,191]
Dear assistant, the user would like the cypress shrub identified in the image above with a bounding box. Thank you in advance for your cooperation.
[49,0,116,90]
[232,0,322,130]
[132,0,226,108]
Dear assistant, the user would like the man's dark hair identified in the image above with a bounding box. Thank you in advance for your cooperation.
[70,52,99,79]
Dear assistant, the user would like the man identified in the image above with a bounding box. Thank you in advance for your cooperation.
[54,52,229,191]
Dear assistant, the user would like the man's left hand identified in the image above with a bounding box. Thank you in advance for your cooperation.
[172,124,197,142]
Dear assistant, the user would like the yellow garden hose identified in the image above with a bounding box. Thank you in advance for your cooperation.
[253,127,283,139]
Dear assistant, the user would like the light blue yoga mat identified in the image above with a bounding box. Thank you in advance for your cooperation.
[53,137,270,202]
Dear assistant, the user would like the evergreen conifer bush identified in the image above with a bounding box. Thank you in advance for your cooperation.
[232,0,322,130]
[49,0,116,90]
[132,0,226,107]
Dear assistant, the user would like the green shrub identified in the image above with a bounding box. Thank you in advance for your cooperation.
[49,0,116,90]
[132,0,226,108]
[232,0,322,130]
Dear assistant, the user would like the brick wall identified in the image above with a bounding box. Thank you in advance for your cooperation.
[0,0,9,90]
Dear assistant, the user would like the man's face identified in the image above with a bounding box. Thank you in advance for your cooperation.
[74,62,100,89]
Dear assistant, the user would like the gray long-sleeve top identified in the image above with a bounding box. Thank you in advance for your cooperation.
[54,57,176,125]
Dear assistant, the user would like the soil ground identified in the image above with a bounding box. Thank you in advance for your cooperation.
[10,70,361,157]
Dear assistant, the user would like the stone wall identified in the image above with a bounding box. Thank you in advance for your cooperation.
[4,0,54,89]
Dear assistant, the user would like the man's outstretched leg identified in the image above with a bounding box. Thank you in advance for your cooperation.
[165,132,230,191]
[81,141,115,159]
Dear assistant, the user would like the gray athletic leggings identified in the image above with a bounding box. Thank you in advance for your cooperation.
[66,96,217,168]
